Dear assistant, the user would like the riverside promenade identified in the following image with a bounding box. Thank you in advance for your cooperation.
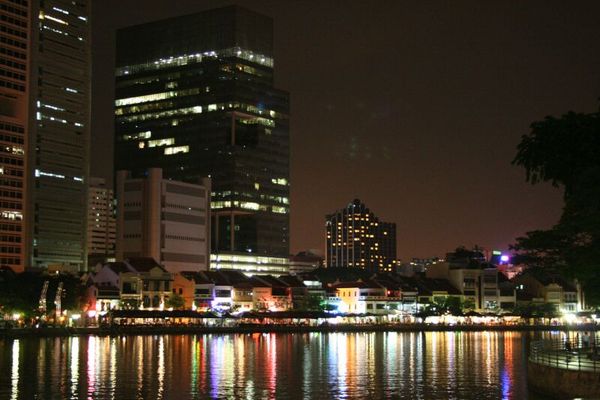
[528,336,600,398]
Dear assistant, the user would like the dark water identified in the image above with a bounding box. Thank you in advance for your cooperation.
[0,331,547,399]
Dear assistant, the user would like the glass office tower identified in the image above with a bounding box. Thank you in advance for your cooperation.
[114,6,290,265]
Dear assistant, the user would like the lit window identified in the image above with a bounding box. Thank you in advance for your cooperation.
[164,146,189,155]
[148,138,175,147]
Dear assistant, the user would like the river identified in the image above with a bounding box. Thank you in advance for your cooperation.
[0,331,553,399]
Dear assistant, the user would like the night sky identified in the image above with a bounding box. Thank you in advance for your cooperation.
[92,1,600,260]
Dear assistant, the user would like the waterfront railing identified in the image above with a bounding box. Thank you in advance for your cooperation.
[529,337,600,372]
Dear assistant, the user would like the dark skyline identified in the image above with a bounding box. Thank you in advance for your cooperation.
[92,0,600,260]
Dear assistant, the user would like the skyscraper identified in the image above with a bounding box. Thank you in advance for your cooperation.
[0,0,91,272]
[0,0,29,272]
[114,6,290,271]
[28,0,91,271]
[326,199,397,272]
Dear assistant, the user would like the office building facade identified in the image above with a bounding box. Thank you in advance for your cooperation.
[326,199,397,272]
[87,177,116,263]
[0,0,91,272]
[114,6,290,270]
[116,168,211,272]
[0,0,29,272]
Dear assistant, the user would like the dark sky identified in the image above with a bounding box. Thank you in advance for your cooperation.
[92,0,600,260]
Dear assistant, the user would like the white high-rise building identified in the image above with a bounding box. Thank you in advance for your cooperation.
[116,168,211,272]
[87,177,115,261]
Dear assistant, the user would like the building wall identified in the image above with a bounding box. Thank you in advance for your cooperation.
[116,168,210,272]
[0,0,29,272]
[172,273,194,309]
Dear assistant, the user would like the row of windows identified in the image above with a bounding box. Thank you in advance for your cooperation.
[115,47,273,77]
[0,57,26,70]
[0,24,26,39]
[0,4,27,17]
[0,78,24,91]
[0,256,20,265]
[0,156,23,166]
[0,35,26,49]
[0,145,23,155]
[0,168,23,177]
[0,43,26,60]
[0,246,19,253]
[164,235,204,242]
[0,223,21,232]
[0,13,27,28]
[0,122,24,134]
[0,190,21,199]
[0,133,24,144]
[164,203,204,212]
[0,67,25,81]
[0,178,22,188]
[0,235,20,243]
[6,0,28,8]
[0,201,22,210]
[123,233,141,239]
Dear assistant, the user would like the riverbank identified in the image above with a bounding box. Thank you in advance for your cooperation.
[1,323,598,338]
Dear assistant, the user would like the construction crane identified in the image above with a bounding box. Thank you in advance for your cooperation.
[39,280,49,314]
[54,282,63,319]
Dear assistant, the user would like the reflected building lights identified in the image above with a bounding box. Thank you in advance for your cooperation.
[11,340,19,400]
[191,337,198,396]
[70,337,79,398]
[446,332,456,392]
[266,334,277,398]
[234,335,246,397]
[109,338,117,399]
[333,333,348,398]
[136,337,144,398]
[0,332,531,399]
[87,336,97,399]
[157,336,165,400]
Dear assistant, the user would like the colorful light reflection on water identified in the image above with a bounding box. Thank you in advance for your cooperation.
[0,331,551,399]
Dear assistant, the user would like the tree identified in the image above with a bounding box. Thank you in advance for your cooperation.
[420,296,473,317]
[298,293,325,311]
[166,293,185,310]
[512,105,600,305]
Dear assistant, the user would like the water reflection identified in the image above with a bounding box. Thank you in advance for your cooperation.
[0,331,542,399]
[11,339,19,400]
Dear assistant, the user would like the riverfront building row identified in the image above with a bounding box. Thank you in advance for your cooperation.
[85,252,584,316]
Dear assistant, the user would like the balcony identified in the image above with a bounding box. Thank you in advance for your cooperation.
[358,296,403,301]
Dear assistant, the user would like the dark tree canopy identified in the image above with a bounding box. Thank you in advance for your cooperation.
[513,111,600,198]
[512,105,600,306]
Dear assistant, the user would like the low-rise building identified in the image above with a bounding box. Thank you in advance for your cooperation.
[119,258,173,309]
[513,270,583,313]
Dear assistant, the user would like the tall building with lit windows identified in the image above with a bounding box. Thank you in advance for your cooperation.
[0,0,29,272]
[114,6,290,272]
[326,199,397,273]
[27,0,91,271]
[0,0,90,272]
